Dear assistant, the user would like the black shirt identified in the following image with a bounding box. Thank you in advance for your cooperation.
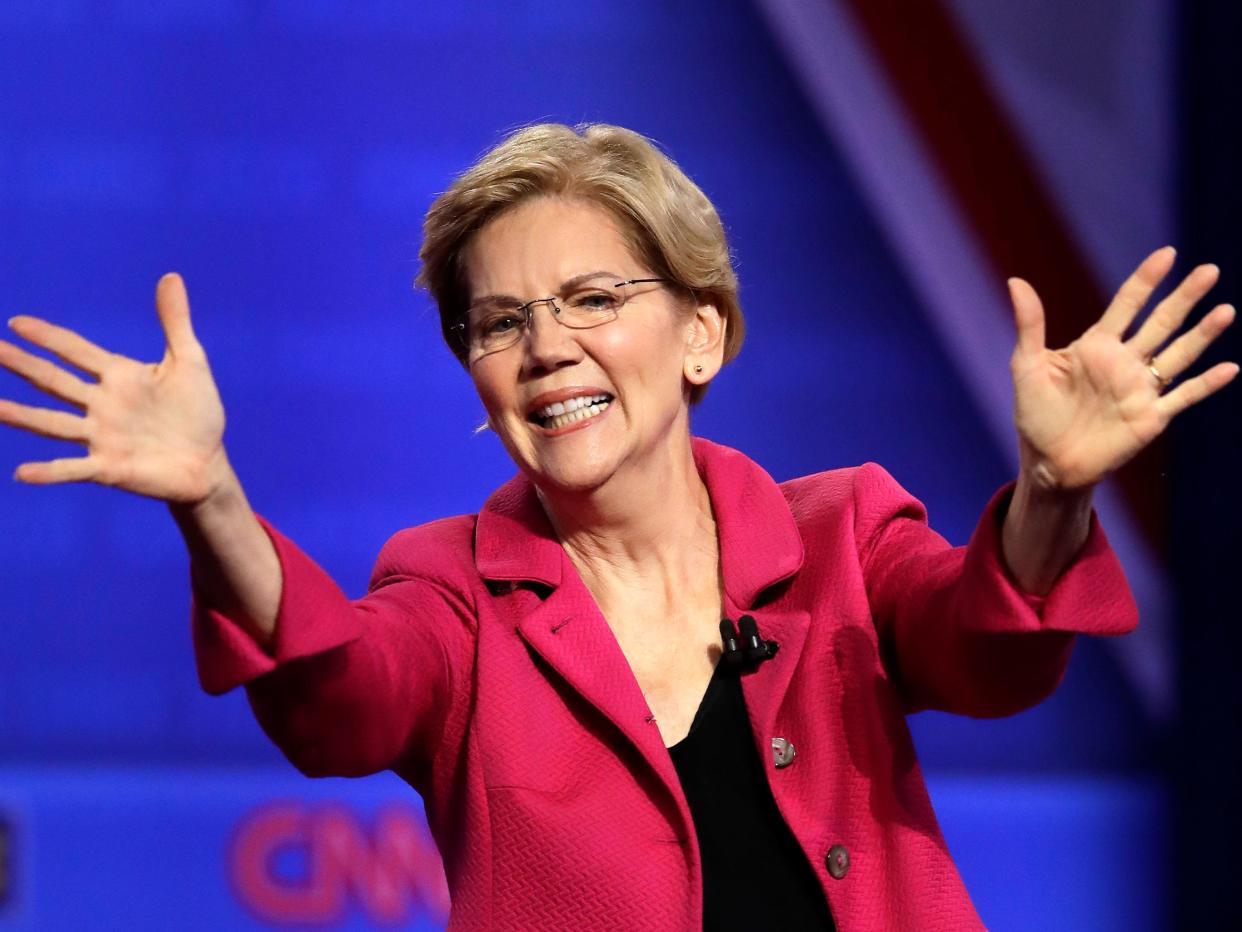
[668,660,836,931]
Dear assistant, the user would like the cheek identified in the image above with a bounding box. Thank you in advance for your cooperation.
[469,362,517,417]
[612,305,686,362]
[594,325,686,398]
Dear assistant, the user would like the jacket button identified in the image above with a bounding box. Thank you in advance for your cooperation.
[826,844,850,879]
[771,736,796,768]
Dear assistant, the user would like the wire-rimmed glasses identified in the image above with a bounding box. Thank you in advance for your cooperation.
[451,276,671,361]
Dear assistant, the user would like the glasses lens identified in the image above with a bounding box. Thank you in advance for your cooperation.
[466,303,526,356]
[558,283,624,330]
[461,281,653,358]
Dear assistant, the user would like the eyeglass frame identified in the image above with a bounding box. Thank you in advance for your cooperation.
[450,277,673,362]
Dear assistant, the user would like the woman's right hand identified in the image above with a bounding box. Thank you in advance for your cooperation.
[0,273,229,505]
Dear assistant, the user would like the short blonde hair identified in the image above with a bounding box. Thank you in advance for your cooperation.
[416,122,744,404]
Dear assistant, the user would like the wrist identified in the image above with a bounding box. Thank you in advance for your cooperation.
[1013,466,1096,512]
[169,452,246,525]
[1015,436,1098,500]
[1007,477,1094,550]
[1002,474,1094,596]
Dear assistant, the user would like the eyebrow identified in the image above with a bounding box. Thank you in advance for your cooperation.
[468,270,621,309]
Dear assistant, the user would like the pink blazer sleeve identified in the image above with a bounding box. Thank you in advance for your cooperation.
[191,515,476,778]
[853,463,1139,717]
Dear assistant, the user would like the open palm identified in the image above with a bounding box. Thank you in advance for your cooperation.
[1009,247,1238,490]
[0,274,228,503]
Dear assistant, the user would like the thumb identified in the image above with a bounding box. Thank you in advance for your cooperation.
[1007,277,1046,358]
[155,272,200,358]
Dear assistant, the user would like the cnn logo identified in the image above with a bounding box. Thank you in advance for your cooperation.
[229,801,449,926]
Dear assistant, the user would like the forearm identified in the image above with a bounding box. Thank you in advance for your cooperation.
[170,458,281,650]
[1000,469,1094,597]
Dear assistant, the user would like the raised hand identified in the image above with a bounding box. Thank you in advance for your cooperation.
[0,273,229,504]
[1008,247,1238,491]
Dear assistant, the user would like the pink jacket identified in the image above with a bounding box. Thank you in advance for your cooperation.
[193,438,1138,931]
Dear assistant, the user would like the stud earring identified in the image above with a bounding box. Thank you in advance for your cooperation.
[693,365,703,373]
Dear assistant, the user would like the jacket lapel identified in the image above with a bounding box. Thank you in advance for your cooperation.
[692,438,804,609]
[515,581,673,763]
[692,438,810,747]
[473,438,811,776]
[475,473,672,764]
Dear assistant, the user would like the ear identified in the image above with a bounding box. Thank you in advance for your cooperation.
[683,299,727,386]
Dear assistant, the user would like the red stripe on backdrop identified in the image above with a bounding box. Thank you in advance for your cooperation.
[837,0,1167,548]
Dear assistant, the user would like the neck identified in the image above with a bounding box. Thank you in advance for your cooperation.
[536,432,720,626]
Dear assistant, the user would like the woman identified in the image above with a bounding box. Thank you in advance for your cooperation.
[0,123,1235,930]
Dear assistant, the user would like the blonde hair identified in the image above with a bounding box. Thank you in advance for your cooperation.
[416,122,744,404]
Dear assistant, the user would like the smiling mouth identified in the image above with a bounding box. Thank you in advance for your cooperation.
[528,393,614,430]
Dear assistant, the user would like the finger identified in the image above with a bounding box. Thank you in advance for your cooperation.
[1156,361,1240,419]
[1097,246,1177,337]
[0,398,89,442]
[1149,303,1236,382]
[7,315,112,376]
[0,339,93,407]
[1008,278,1045,356]
[155,273,201,359]
[13,455,98,485]
[1128,263,1221,359]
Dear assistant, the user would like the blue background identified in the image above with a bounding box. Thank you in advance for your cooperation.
[3,0,1231,928]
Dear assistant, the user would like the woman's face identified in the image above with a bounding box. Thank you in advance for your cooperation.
[463,196,711,494]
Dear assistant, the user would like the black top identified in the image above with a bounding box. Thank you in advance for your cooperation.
[668,661,836,931]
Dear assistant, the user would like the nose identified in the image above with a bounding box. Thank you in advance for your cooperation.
[521,300,583,376]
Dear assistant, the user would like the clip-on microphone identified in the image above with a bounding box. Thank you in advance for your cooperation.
[719,614,779,671]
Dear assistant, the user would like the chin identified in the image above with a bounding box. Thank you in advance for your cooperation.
[502,428,624,496]
[525,448,621,496]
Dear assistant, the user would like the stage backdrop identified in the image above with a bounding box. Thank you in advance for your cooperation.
[0,1,1199,928]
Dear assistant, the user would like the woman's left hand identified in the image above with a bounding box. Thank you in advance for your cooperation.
[1008,246,1238,491]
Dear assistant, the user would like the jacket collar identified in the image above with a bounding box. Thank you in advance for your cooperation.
[473,436,804,608]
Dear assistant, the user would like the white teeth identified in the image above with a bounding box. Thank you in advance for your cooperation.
[539,399,610,430]
[533,394,610,421]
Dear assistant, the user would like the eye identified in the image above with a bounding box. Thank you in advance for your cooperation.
[566,288,622,313]
[470,306,523,337]
[483,314,521,335]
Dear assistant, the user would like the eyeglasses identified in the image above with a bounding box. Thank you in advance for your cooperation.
[452,277,671,361]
